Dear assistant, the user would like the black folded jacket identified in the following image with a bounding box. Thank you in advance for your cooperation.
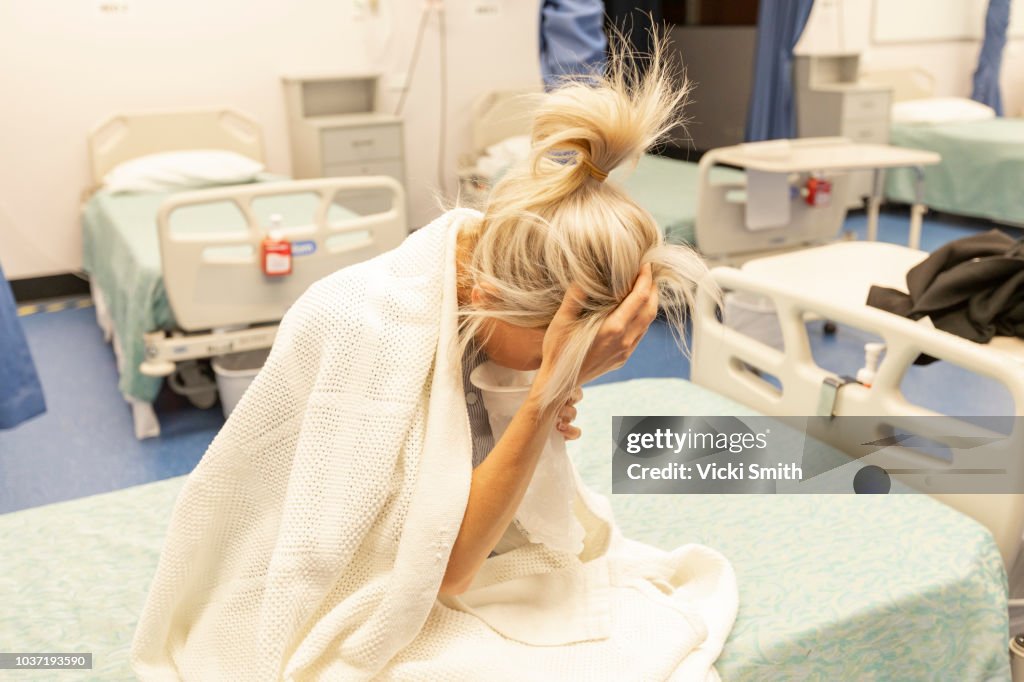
[867,230,1024,365]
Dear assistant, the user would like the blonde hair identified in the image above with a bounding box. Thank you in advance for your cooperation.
[458,30,713,411]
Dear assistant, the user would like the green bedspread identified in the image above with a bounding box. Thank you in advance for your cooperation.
[81,179,352,404]
[623,155,745,245]
[886,118,1024,225]
[0,378,1010,680]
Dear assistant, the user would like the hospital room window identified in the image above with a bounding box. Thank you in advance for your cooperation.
[662,0,759,26]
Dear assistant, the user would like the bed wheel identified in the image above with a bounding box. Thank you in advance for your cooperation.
[168,360,219,410]
[823,321,838,335]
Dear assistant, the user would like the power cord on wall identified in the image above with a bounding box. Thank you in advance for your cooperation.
[393,3,433,118]
[436,1,448,194]
[393,0,449,196]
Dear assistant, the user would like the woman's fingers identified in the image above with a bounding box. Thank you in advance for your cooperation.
[561,425,582,440]
[607,263,653,331]
[643,280,660,322]
[630,325,648,351]
[556,399,581,437]
[552,282,586,326]
[609,265,660,347]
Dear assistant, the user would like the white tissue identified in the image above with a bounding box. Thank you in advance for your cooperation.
[469,361,585,556]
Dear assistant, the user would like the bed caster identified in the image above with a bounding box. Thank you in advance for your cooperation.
[168,360,219,410]
[1011,634,1024,680]
[823,321,838,335]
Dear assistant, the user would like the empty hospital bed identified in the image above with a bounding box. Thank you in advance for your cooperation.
[457,89,745,246]
[862,68,1024,227]
[81,109,406,439]
[461,90,941,262]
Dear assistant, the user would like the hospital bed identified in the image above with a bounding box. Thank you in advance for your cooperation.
[0,399,1009,679]
[458,89,745,245]
[82,109,406,439]
[0,265,1017,678]
[861,67,1024,227]
[462,90,941,261]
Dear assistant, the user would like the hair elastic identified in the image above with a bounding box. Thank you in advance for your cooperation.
[581,158,609,183]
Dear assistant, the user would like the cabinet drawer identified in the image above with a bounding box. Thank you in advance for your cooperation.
[840,117,890,144]
[841,91,890,122]
[321,124,402,165]
[324,158,404,181]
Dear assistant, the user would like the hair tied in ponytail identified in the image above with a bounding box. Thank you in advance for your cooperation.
[580,158,609,183]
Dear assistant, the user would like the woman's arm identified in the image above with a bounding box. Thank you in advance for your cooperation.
[439,377,565,595]
[440,264,659,595]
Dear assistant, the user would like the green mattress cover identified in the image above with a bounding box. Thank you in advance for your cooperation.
[886,118,1024,225]
[81,179,353,403]
[622,155,746,245]
[0,378,1010,680]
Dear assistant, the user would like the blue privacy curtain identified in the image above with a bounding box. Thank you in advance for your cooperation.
[971,0,1010,116]
[539,0,608,89]
[745,0,815,141]
[0,262,46,429]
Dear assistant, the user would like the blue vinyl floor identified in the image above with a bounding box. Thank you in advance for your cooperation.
[0,208,1017,513]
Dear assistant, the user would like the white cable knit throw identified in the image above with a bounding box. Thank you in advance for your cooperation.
[131,208,738,681]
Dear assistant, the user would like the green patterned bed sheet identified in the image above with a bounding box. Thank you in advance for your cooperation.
[572,378,1009,681]
[0,378,1009,680]
[81,178,354,404]
[623,155,745,245]
[886,118,1024,225]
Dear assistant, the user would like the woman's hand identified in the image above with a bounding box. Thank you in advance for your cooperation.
[555,387,584,440]
[541,263,660,387]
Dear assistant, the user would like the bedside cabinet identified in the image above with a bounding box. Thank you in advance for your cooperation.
[794,56,893,207]
[283,74,406,215]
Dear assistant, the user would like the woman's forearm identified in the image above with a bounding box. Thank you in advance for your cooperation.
[440,372,562,595]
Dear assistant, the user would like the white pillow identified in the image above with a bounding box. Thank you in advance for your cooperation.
[891,97,996,125]
[476,135,532,177]
[102,150,265,193]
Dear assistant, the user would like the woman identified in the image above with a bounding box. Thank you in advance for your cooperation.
[132,37,737,681]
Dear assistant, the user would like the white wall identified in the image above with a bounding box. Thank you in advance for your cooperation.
[0,0,541,279]
[796,0,1023,115]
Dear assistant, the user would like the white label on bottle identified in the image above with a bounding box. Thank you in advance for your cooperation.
[265,253,290,275]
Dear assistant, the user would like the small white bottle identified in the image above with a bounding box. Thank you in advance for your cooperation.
[261,213,292,277]
[856,342,886,388]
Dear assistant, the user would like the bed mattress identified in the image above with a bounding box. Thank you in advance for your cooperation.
[886,118,1024,225]
[81,179,354,404]
[0,378,1009,679]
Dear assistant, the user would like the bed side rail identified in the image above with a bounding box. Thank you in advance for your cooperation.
[156,176,406,332]
[692,266,1024,566]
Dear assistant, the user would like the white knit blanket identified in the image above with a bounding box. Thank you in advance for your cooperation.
[131,208,738,681]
